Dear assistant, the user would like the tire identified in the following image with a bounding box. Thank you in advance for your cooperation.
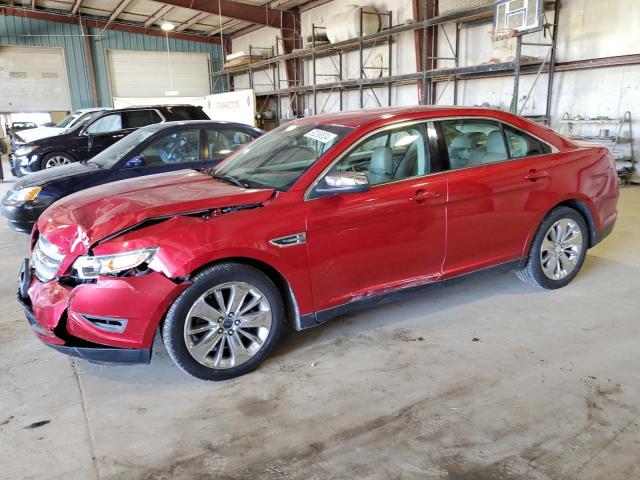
[41,152,74,170]
[162,263,284,381]
[516,206,588,289]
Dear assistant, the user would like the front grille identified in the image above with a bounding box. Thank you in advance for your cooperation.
[32,235,65,282]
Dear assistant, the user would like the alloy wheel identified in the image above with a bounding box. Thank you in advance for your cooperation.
[45,155,71,168]
[184,281,272,369]
[539,218,583,280]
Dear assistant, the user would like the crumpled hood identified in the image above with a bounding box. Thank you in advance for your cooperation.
[38,170,274,255]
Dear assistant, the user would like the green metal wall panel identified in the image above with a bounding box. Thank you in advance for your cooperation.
[0,15,94,110]
[0,15,224,111]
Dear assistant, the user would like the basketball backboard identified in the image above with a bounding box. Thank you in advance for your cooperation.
[494,0,544,35]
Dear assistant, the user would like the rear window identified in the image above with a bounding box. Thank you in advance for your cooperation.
[164,106,209,121]
[124,110,162,129]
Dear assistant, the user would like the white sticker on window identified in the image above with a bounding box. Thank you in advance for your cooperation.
[304,128,338,144]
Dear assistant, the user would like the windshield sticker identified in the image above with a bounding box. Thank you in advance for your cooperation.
[304,129,338,144]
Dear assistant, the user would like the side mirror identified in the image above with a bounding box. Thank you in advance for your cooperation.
[312,172,369,198]
[124,155,145,169]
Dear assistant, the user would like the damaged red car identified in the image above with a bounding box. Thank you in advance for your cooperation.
[19,107,618,380]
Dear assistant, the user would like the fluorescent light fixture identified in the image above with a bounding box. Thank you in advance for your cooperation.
[165,90,179,96]
[160,21,175,31]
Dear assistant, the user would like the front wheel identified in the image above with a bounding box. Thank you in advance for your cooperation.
[516,206,588,289]
[41,152,74,170]
[162,263,284,381]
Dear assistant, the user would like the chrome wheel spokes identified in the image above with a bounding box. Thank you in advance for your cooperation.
[184,282,272,369]
[45,156,71,168]
[540,218,583,280]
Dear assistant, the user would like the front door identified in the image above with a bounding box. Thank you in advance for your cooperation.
[122,128,204,175]
[304,121,447,312]
[438,118,558,278]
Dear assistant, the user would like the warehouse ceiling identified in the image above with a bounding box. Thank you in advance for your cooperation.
[2,0,312,37]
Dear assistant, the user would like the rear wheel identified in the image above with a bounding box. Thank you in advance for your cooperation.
[162,263,284,381]
[41,152,73,170]
[516,206,588,289]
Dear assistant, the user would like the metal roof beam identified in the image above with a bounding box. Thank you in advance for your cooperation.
[70,0,83,15]
[0,6,223,44]
[103,0,133,30]
[144,4,173,27]
[176,11,209,32]
[159,0,295,30]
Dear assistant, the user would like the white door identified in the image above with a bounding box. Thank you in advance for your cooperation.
[106,50,210,98]
[0,46,71,112]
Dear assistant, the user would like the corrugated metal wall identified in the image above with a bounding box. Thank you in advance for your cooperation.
[0,15,224,111]
[0,15,94,110]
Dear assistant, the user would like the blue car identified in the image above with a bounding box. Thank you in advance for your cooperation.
[1,121,264,233]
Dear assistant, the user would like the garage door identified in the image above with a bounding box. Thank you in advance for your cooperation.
[0,46,71,112]
[106,50,210,98]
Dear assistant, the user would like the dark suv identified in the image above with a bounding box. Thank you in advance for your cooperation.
[9,105,209,177]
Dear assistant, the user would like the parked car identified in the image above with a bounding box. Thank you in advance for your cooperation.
[9,104,209,177]
[12,108,109,145]
[18,106,618,380]
[2,121,264,233]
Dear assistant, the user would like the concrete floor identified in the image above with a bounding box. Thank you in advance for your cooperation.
[1,176,639,480]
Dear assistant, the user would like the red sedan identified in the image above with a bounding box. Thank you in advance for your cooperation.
[19,107,618,380]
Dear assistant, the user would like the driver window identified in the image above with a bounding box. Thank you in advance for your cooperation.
[139,129,200,167]
[86,114,123,134]
[329,123,428,186]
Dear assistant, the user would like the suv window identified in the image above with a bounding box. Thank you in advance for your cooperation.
[139,129,200,167]
[503,125,552,158]
[165,106,209,121]
[440,119,507,169]
[124,110,161,129]
[206,129,254,160]
[86,113,123,134]
[330,123,429,186]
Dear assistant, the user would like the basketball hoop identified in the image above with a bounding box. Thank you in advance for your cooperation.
[488,28,517,62]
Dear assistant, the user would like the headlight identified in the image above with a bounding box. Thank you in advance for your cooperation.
[73,247,157,279]
[14,145,38,157]
[8,186,42,202]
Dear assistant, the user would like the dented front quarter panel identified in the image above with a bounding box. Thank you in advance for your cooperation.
[92,191,315,316]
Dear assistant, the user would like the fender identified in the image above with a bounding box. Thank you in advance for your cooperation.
[521,193,600,257]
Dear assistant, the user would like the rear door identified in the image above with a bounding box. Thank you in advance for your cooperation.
[204,128,259,167]
[437,117,557,278]
[85,109,162,158]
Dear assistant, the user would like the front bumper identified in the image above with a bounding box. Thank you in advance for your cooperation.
[18,259,188,364]
[9,152,40,177]
[1,200,49,233]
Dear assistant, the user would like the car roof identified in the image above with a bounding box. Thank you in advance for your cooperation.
[291,106,519,129]
[140,120,262,131]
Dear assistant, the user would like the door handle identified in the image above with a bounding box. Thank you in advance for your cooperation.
[410,189,440,204]
[524,169,549,181]
[112,134,125,138]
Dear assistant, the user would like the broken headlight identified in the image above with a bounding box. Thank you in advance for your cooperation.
[73,247,157,279]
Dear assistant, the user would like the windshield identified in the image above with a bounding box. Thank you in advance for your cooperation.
[88,128,156,168]
[58,111,95,130]
[214,122,352,190]
[56,112,80,128]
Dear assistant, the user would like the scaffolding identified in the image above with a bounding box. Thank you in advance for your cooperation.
[211,0,560,127]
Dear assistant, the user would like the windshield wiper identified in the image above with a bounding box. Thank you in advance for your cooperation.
[210,174,247,189]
